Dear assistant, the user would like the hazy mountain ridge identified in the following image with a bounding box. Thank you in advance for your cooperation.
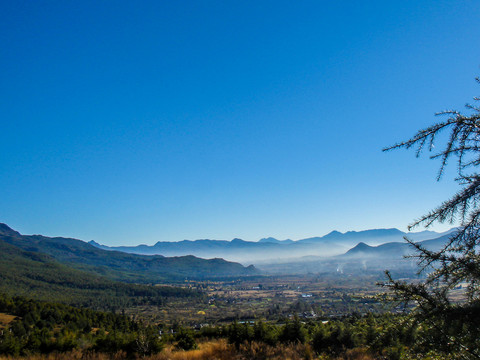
[89,227,455,263]
[343,234,451,258]
[256,232,455,276]
[258,237,294,244]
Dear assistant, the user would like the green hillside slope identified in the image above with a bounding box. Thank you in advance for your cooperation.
[0,223,258,284]
[0,239,201,309]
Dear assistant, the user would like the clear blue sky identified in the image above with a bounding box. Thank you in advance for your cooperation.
[1,1,480,245]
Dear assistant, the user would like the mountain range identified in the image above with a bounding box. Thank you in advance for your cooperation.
[1,222,457,283]
[89,228,456,264]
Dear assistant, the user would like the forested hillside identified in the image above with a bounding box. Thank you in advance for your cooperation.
[0,293,163,357]
[0,236,202,310]
[0,224,258,284]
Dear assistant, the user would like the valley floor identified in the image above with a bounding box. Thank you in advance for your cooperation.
[133,274,390,326]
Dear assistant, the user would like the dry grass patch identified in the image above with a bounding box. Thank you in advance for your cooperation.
[153,340,233,360]
[0,313,16,328]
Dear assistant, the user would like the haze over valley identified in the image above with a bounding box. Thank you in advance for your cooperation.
[88,226,454,264]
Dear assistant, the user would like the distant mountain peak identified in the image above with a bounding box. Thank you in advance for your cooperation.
[258,237,294,244]
[353,242,371,249]
[324,230,343,238]
[345,242,373,255]
[344,228,404,236]
[259,237,279,243]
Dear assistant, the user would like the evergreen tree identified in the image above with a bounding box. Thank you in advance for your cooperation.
[384,77,480,358]
[279,317,306,344]
[174,327,197,351]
